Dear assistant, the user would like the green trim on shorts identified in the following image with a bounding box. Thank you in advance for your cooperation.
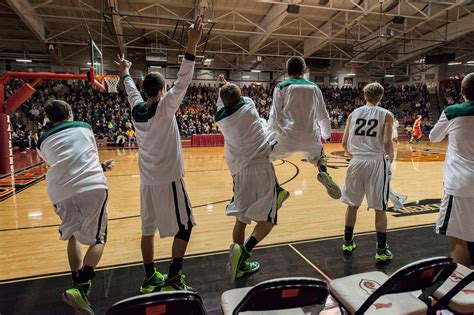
[439,195,453,235]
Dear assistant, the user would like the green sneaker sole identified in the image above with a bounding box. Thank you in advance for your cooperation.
[317,172,342,199]
[140,284,163,294]
[276,189,290,209]
[375,253,394,262]
[236,262,260,279]
[228,244,243,280]
[62,289,94,315]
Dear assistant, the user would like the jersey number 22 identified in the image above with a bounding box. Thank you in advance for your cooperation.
[354,118,378,137]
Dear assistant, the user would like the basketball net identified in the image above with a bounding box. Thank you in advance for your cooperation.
[104,75,120,93]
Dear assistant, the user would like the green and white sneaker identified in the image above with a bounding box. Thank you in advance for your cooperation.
[161,272,196,293]
[276,187,290,209]
[317,172,342,199]
[62,281,94,315]
[342,238,357,254]
[228,243,246,280]
[236,259,260,279]
[140,270,165,294]
[375,244,394,262]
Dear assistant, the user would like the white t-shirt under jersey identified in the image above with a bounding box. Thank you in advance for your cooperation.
[430,101,474,198]
[268,77,331,150]
[37,121,108,204]
[347,105,392,159]
[215,96,272,175]
[123,57,195,185]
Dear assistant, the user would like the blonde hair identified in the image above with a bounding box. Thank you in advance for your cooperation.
[363,82,384,105]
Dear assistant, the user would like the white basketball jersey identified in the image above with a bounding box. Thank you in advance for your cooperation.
[348,105,390,159]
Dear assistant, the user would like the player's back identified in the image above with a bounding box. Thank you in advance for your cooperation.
[348,105,390,159]
[437,101,474,197]
[216,96,271,174]
[37,121,107,203]
[274,78,327,145]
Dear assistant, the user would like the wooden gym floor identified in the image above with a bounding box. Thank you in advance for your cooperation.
[0,141,447,282]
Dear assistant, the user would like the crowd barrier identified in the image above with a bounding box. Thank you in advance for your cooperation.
[191,132,345,147]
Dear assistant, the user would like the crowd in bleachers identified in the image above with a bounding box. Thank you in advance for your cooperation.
[440,80,464,108]
[5,77,438,150]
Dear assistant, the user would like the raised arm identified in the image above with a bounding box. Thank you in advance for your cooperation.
[215,74,227,112]
[315,87,331,141]
[383,112,395,163]
[429,111,450,143]
[115,54,144,109]
[161,16,203,116]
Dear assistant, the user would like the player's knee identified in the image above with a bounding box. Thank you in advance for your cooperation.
[174,226,193,242]
[348,205,359,212]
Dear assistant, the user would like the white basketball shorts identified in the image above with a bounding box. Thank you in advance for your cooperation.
[436,194,474,242]
[226,159,278,225]
[140,179,196,238]
[341,157,390,211]
[54,189,108,245]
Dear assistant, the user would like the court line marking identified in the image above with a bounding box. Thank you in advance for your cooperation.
[0,160,296,232]
[0,223,435,284]
[288,244,332,282]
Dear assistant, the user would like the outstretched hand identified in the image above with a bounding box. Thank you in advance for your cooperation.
[217,74,227,86]
[186,15,203,55]
[114,54,132,74]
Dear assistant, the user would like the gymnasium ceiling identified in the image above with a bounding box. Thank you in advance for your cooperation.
[0,0,473,76]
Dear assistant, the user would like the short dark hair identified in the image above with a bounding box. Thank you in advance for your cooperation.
[286,56,306,76]
[143,72,165,98]
[219,83,241,107]
[461,72,474,101]
[44,100,71,124]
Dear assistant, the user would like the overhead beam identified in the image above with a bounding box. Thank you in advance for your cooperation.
[395,13,474,65]
[303,0,382,57]
[6,0,46,43]
[107,0,125,54]
[249,1,301,55]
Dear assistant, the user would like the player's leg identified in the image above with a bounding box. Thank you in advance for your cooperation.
[367,159,393,262]
[228,161,281,279]
[307,147,341,199]
[233,218,247,245]
[374,210,393,261]
[139,185,165,294]
[343,206,359,253]
[341,159,365,253]
[161,227,195,292]
[62,189,108,315]
[161,179,196,292]
[447,237,471,267]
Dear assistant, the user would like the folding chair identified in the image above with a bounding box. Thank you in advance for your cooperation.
[106,291,207,315]
[430,263,474,314]
[221,277,329,315]
[329,256,457,315]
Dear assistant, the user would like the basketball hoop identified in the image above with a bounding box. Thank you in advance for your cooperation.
[103,75,120,93]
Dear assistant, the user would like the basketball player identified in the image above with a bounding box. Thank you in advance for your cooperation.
[268,56,341,199]
[430,72,474,267]
[116,15,202,292]
[409,115,423,143]
[37,100,114,314]
[214,75,290,280]
[340,82,395,262]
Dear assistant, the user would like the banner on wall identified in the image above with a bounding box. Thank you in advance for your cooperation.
[343,77,353,86]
